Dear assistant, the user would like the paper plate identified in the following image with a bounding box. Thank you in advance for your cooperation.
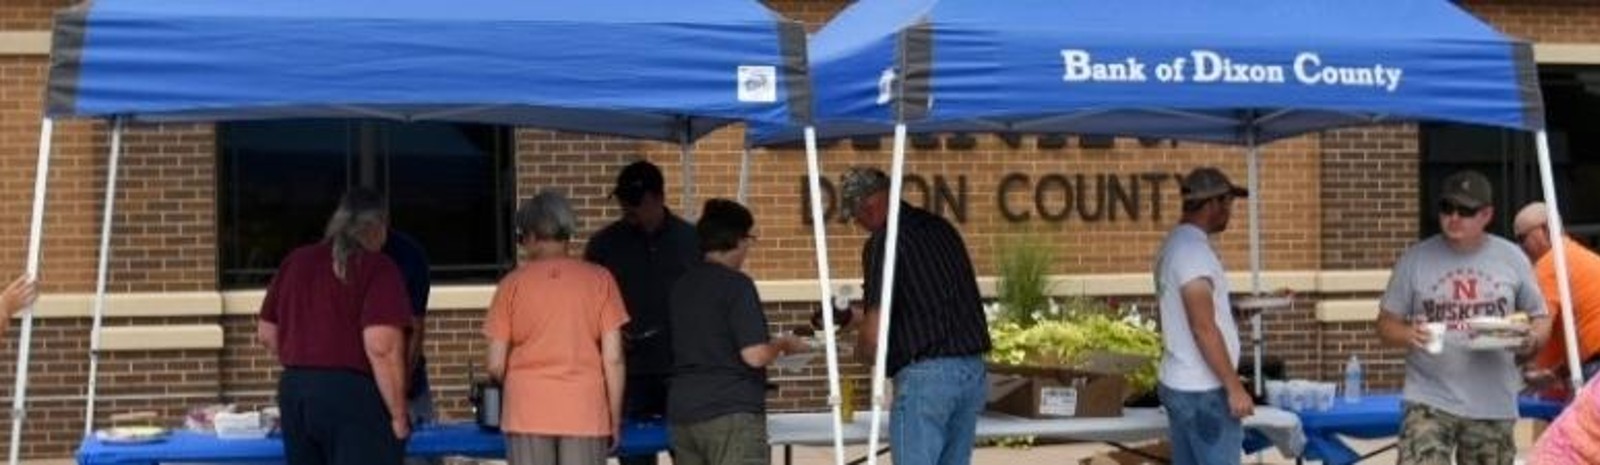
[95,427,169,445]
[1463,335,1524,351]
[772,352,819,371]
[1235,296,1293,311]
[1465,317,1528,333]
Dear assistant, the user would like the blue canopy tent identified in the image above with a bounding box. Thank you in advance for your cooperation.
[22,1,837,463]
[752,0,1569,458]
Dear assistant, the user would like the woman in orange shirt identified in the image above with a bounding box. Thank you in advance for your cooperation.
[485,190,628,465]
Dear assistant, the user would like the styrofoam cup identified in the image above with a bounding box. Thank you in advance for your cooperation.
[1425,322,1446,354]
[1265,380,1286,407]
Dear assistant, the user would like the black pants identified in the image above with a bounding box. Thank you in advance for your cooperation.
[621,373,669,465]
[280,368,405,465]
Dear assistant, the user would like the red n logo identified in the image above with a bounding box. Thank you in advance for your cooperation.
[1452,279,1478,300]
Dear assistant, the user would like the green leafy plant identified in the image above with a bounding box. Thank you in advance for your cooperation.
[988,257,1163,397]
[987,303,1162,396]
[994,233,1055,326]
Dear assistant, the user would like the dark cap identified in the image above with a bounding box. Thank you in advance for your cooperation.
[1439,170,1493,209]
[839,167,890,218]
[611,160,665,206]
[1180,167,1249,201]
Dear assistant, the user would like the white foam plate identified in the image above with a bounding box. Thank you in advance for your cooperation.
[215,426,271,440]
[772,352,819,371]
[96,427,169,444]
[1236,296,1293,311]
[1463,335,1524,351]
[1466,317,1528,333]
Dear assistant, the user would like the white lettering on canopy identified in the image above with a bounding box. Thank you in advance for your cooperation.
[1057,49,1406,92]
[1191,50,1285,84]
[1294,52,1404,92]
[1061,50,1149,83]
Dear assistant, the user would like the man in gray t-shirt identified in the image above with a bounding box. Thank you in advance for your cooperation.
[1376,170,1552,465]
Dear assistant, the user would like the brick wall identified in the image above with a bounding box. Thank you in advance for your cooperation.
[0,0,75,31]
[1319,126,1421,271]
[635,129,1322,282]
[0,0,1587,458]
[1465,0,1600,43]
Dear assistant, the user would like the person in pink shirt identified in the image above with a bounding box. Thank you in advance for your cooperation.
[1529,375,1600,464]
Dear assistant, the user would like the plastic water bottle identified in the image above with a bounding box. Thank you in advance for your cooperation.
[1343,355,1364,403]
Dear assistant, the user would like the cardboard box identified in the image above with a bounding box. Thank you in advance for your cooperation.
[986,351,1148,418]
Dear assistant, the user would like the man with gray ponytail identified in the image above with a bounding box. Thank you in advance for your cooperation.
[258,188,415,465]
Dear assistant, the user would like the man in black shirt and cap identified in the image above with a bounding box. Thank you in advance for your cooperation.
[585,160,700,465]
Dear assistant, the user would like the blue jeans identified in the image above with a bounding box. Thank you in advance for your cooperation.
[1158,384,1242,465]
[890,357,986,465]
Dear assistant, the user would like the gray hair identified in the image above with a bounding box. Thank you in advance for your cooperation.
[323,188,387,281]
[516,190,577,241]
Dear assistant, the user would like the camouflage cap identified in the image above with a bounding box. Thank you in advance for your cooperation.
[1180,167,1249,202]
[839,167,890,218]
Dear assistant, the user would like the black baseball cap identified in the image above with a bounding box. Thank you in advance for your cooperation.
[611,160,665,206]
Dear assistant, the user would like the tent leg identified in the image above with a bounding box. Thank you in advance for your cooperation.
[802,127,847,465]
[11,118,54,465]
[1246,134,1264,396]
[866,123,907,465]
[680,126,696,218]
[738,146,752,204]
[1534,131,1584,390]
[85,118,125,436]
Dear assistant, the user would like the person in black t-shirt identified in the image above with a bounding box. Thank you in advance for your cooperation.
[668,199,808,465]
[585,160,699,465]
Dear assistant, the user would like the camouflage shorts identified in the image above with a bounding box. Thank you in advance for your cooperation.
[1397,402,1516,465]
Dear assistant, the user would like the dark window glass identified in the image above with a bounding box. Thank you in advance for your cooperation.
[1420,66,1600,247]
[218,120,515,288]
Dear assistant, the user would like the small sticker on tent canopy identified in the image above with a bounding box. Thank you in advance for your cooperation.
[738,66,777,103]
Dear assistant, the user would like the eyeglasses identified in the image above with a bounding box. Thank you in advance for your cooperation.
[1515,224,1546,243]
[1438,201,1483,218]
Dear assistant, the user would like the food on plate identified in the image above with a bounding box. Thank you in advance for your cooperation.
[98,425,168,442]
[1466,314,1531,336]
[1460,313,1531,351]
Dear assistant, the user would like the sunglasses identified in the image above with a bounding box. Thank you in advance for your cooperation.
[1437,201,1483,218]
[1515,224,1546,243]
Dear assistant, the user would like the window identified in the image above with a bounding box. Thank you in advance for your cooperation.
[1420,66,1600,246]
[218,120,515,288]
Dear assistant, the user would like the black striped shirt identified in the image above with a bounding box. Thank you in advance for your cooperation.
[862,203,991,376]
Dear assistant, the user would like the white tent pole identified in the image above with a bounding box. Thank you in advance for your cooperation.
[680,123,696,218]
[866,123,907,465]
[11,118,55,465]
[738,146,752,204]
[84,118,125,436]
[801,126,848,465]
[1533,131,1583,390]
[1246,130,1264,396]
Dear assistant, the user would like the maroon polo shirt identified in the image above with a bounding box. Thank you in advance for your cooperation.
[259,242,413,374]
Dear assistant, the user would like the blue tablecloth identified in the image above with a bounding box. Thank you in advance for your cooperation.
[78,421,668,465]
[1296,394,1565,465]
